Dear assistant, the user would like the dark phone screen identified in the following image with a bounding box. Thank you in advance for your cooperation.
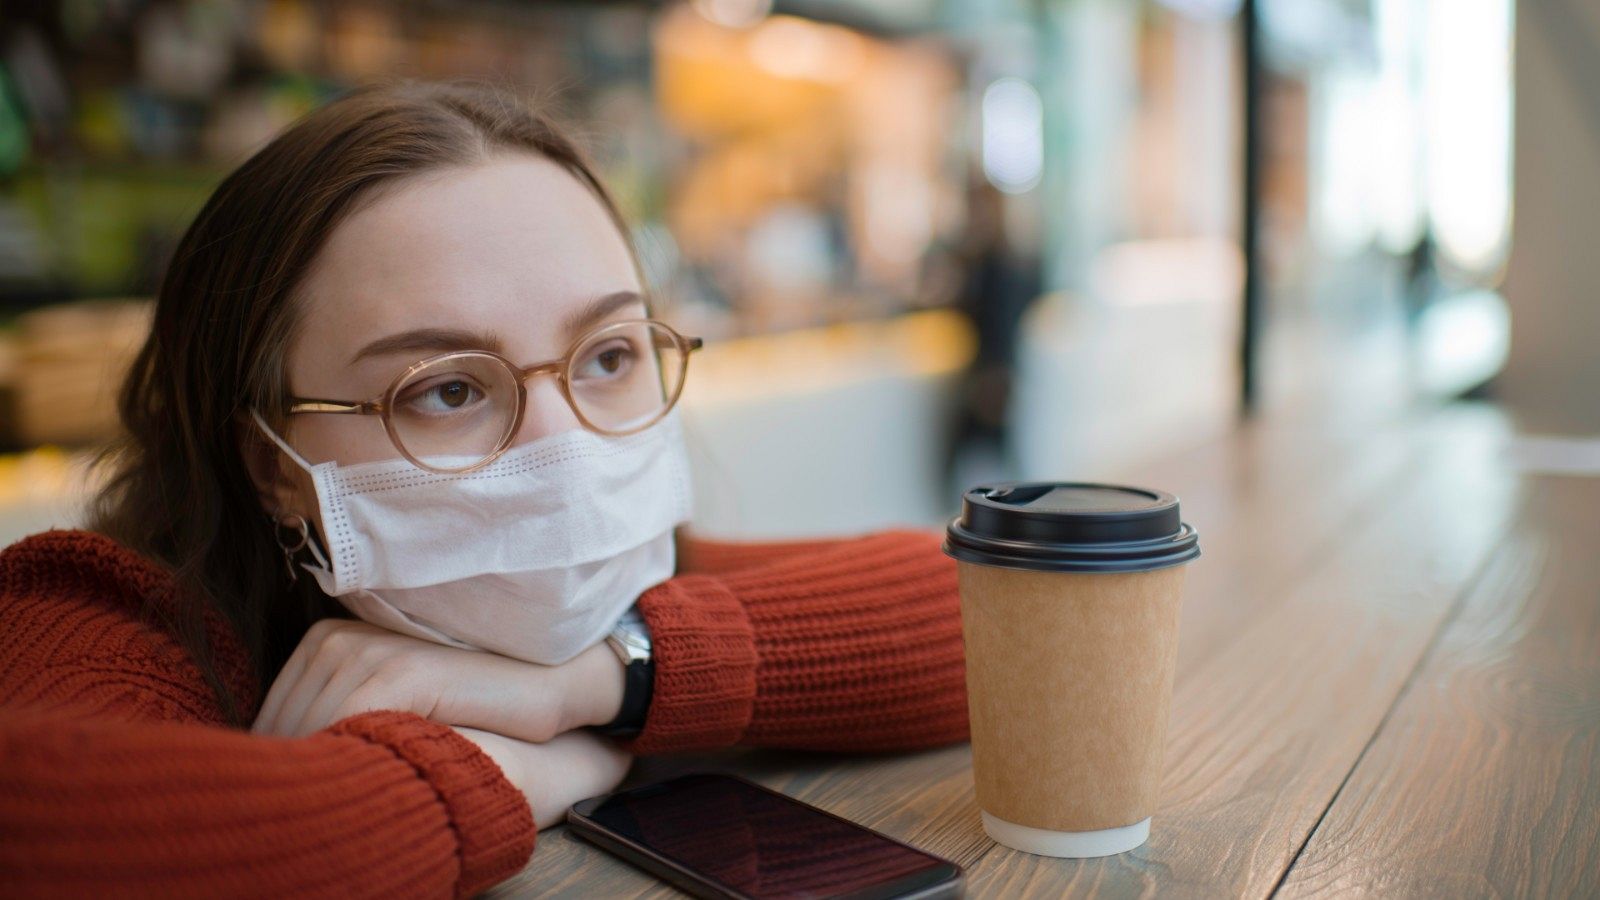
[577,773,959,900]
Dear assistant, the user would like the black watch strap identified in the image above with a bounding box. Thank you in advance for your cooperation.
[596,656,654,738]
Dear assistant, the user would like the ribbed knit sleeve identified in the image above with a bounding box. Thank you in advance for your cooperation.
[0,708,531,898]
[0,531,534,899]
[630,528,969,755]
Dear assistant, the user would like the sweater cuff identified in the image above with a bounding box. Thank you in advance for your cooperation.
[329,710,535,899]
[626,574,757,754]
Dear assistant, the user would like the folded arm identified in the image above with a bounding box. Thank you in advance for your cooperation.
[0,531,534,898]
[631,528,969,754]
[0,707,531,898]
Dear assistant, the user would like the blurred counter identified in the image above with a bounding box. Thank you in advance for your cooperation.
[678,308,973,538]
[0,446,96,547]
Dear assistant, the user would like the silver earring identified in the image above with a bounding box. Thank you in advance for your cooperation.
[271,512,311,582]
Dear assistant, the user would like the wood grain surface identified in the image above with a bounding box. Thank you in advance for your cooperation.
[492,402,1598,899]
[1277,475,1600,899]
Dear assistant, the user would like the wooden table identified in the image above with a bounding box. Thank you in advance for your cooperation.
[492,401,1600,898]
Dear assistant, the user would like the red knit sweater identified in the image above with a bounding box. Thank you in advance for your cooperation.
[0,527,967,898]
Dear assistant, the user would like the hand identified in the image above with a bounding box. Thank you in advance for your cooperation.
[252,619,626,740]
[456,726,633,829]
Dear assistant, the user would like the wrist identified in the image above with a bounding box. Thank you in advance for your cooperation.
[595,607,654,738]
[569,641,627,729]
[453,726,526,795]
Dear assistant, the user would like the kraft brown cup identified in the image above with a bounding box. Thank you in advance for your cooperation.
[942,482,1199,858]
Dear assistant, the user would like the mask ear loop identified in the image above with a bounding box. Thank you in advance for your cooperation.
[249,407,316,473]
[251,408,334,582]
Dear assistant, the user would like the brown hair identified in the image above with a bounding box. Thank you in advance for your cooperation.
[90,78,639,723]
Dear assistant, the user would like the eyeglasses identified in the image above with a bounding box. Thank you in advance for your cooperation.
[285,318,703,474]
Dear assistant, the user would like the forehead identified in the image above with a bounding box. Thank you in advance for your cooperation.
[290,153,639,363]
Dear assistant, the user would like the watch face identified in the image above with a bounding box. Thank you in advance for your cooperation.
[622,605,648,633]
[611,618,652,662]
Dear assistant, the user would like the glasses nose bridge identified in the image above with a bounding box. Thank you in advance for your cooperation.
[511,357,576,424]
[514,359,566,388]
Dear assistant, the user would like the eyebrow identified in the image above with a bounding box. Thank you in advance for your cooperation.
[351,328,504,364]
[561,290,647,341]
[349,290,646,365]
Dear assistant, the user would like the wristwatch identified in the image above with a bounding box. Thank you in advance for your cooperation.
[596,605,653,738]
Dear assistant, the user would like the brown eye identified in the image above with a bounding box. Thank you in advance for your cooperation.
[573,339,637,382]
[436,381,472,408]
[396,375,488,415]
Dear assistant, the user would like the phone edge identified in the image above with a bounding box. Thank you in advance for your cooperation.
[565,772,966,900]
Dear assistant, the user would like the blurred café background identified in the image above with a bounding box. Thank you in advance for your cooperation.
[0,0,1588,544]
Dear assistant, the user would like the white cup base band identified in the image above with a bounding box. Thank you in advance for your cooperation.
[980,812,1151,858]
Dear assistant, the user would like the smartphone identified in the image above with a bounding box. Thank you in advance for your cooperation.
[567,772,964,900]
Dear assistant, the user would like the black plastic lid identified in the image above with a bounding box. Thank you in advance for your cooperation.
[942,482,1199,574]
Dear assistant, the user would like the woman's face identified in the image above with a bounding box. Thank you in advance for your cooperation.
[258,153,644,521]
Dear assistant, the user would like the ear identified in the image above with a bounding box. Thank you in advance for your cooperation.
[235,412,304,520]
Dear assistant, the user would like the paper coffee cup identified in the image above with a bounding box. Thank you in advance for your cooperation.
[942,482,1199,858]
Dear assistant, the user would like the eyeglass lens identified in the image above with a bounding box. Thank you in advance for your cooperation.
[387,322,687,468]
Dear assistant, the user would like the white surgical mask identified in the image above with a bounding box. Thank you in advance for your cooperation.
[251,407,694,665]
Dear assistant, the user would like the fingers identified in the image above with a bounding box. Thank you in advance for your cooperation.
[251,619,329,733]
[262,641,343,736]
[255,619,374,736]
[527,731,633,829]
[251,618,612,744]
[292,668,388,737]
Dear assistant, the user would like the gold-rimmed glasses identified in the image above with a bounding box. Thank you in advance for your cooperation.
[285,318,703,474]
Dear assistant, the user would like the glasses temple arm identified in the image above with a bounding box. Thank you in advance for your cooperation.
[286,399,382,415]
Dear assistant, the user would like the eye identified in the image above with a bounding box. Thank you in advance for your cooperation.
[573,339,638,381]
[396,376,488,415]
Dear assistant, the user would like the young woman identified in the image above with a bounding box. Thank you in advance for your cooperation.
[0,79,967,896]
